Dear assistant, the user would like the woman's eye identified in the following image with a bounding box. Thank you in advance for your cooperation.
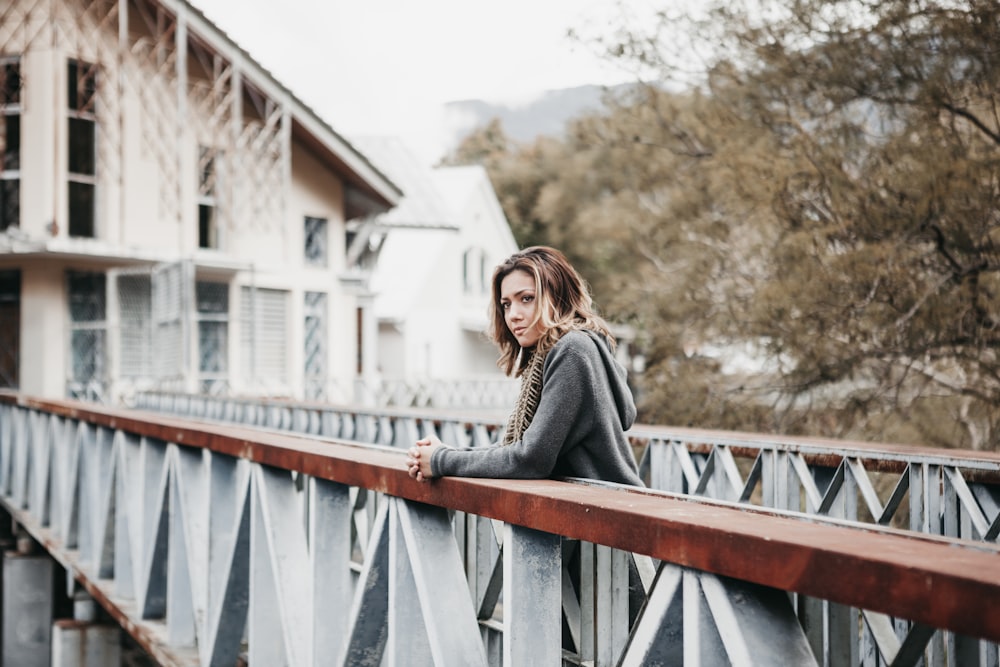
[522,295,534,303]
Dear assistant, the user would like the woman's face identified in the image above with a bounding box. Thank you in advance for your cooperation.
[500,269,544,348]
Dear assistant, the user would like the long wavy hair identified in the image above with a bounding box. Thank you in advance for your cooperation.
[488,246,614,377]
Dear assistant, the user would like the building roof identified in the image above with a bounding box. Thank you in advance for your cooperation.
[165,0,403,218]
[350,136,461,230]
[431,165,518,249]
[354,137,461,321]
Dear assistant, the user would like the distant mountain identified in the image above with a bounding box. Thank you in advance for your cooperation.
[443,83,635,147]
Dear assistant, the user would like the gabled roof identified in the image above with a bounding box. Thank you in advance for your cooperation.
[431,165,519,249]
[162,0,403,218]
[350,136,461,230]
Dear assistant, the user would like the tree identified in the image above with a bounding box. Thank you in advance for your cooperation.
[446,0,1000,449]
[594,0,1000,448]
[444,119,552,250]
[446,86,785,432]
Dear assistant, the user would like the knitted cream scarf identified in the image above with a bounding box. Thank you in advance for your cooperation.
[502,345,548,445]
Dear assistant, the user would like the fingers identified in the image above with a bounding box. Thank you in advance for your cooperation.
[406,447,426,481]
[406,441,439,482]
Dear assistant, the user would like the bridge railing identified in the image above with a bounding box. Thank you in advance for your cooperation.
[134,390,1000,545]
[2,392,999,667]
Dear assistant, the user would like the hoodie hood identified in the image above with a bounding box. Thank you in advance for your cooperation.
[583,330,637,431]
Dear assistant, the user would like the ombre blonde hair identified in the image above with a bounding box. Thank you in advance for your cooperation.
[488,246,614,377]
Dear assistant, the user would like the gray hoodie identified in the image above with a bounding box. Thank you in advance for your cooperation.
[430,330,644,486]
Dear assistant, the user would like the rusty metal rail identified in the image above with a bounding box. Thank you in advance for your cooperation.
[2,392,999,666]
[135,390,1000,544]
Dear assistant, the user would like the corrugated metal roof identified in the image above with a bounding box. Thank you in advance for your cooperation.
[353,137,465,321]
[350,136,461,230]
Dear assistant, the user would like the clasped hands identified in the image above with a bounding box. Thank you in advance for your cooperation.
[407,435,444,482]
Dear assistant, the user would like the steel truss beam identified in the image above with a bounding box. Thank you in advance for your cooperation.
[134,390,1000,545]
[134,390,1000,666]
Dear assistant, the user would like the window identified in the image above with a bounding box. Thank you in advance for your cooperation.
[1,58,21,232]
[118,274,152,378]
[304,216,328,266]
[345,227,356,257]
[67,271,107,400]
[197,281,229,393]
[67,60,97,238]
[463,247,487,294]
[198,146,218,249]
[0,270,20,389]
[240,287,288,389]
[151,262,186,385]
[356,306,363,375]
[303,291,327,399]
[462,248,473,293]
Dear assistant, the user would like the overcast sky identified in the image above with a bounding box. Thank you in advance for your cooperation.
[192,0,660,164]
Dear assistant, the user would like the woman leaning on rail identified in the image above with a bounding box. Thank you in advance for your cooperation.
[405,245,643,487]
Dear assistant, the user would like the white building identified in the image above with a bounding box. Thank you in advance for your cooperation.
[0,0,403,403]
[352,137,520,409]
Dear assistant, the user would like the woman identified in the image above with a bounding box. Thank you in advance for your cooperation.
[406,246,643,486]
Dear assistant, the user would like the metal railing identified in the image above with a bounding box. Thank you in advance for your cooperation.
[135,391,1000,544]
[2,391,999,666]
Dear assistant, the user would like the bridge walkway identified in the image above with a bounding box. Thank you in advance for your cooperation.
[0,391,998,666]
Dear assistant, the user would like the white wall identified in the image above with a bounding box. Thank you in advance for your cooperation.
[19,265,67,398]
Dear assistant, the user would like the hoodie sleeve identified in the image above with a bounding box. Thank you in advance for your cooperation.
[430,335,598,479]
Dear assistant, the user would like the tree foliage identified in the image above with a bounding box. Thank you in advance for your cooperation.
[445,0,1000,449]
